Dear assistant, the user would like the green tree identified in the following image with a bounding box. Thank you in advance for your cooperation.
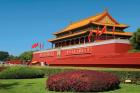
[8,55,19,60]
[19,51,33,62]
[0,51,9,61]
[130,28,140,50]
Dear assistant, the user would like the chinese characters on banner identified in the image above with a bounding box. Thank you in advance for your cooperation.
[65,47,93,55]
[39,47,93,58]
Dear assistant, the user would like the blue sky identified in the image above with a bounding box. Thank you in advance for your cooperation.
[0,0,140,56]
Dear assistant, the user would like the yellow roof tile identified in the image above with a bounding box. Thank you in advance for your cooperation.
[48,30,132,42]
[54,11,128,35]
[91,22,128,28]
[48,31,87,42]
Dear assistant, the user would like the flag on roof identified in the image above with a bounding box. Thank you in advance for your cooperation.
[31,43,39,49]
[112,26,115,35]
[99,25,106,36]
[88,30,93,42]
[96,26,100,36]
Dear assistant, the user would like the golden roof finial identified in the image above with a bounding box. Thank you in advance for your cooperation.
[104,8,108,13]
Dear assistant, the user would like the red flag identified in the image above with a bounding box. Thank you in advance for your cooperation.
[88,30,93,42]
[32,43,39,48]
[95,26,100,40]
[31,43,35,48]
[112,26,115,35]
[99,25,106,36]
[96,26,100,36]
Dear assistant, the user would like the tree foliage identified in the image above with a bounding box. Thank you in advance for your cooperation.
[19,51,33,62]
[0,51,9,61]
[130,28,140,50]
[8,55,19,60]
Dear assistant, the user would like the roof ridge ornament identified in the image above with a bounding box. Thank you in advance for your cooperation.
[104,8,108,13]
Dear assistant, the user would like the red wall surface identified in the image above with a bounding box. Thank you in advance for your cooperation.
[6,60,22,64]
[32,43,140,68]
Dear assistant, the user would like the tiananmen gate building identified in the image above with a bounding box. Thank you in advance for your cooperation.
[31,10,140,68]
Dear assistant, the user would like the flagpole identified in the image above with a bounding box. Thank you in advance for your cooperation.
[105,16,107,40]
[95,26,99,41]
[104,25,107,40]
[113,26,115,40]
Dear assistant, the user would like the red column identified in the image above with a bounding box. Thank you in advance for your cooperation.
[83,36,86,44]
[74,39,76,45]
[84,36,86,44]
[69,40,71,46]
[64,40,67,46]
[79,38,81,44]
[61,42,63,47]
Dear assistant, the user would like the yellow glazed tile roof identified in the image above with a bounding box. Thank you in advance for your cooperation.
[48,31,87,42]
[48,30,132,42]
[91,22,128,28]
[54,11,128,35]
[102,31,132,36]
